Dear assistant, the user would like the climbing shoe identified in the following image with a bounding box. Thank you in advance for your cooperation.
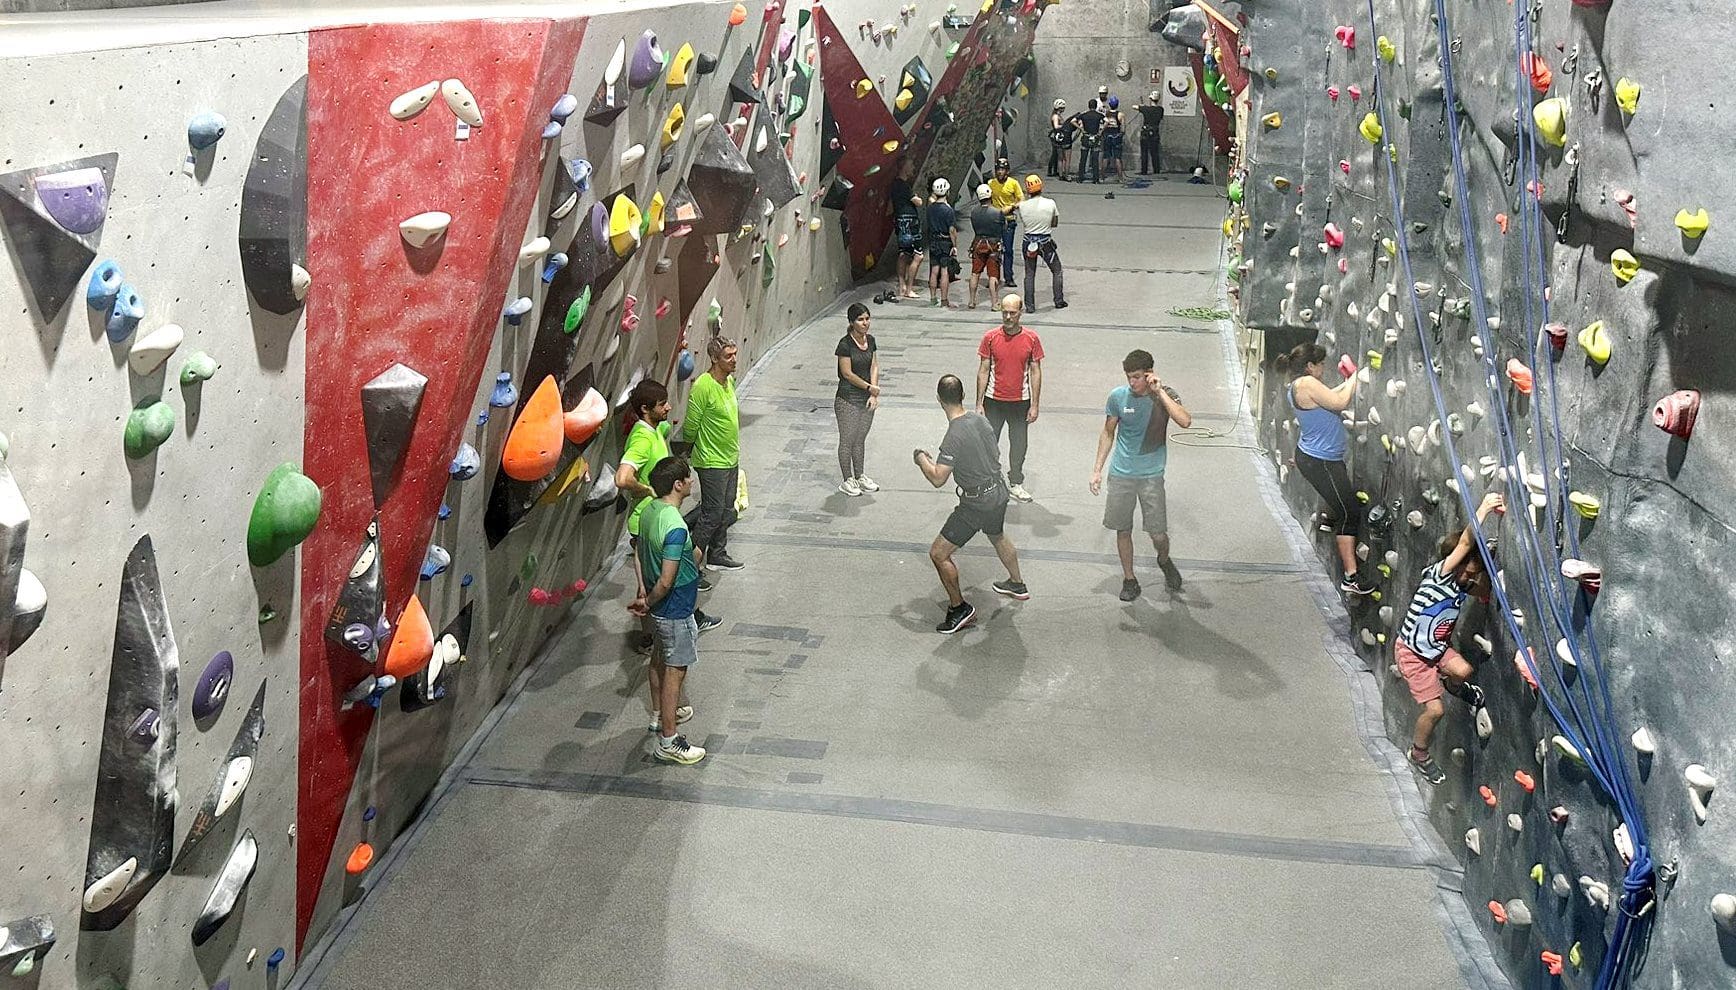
[1119,578,1142,602]
[1340,572,1377,596]
[1408,747,1446,785]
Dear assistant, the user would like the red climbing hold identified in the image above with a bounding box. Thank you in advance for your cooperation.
[1479,785,1498,807]
[1652,389,1700,439]
[1514,770,1536,793]
[1323,223,1345,248]
[1544,322,1568,353]
[1522,53,1553,94]
[1505,358,1534,395]
[1337,355,1357,378]
[1334,25,1355,49]
[1540,950,1564,976]
[1487,900,1507,924]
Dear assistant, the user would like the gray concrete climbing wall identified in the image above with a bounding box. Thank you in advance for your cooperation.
[0,0,1036,987]
[1229,0,1736,985]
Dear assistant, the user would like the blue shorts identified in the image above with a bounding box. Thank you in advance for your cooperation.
[651,613,699,668]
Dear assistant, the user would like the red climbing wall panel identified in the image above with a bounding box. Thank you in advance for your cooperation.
[297,17,585,950]
[814,6,903,274]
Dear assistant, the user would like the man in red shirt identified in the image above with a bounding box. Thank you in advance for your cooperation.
[975,293,1043,502]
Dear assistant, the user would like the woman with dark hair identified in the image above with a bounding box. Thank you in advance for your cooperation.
[834,303,881,496]
[1047,99,1073,179]
[1281,342,1374,596]
[889,158,925,299]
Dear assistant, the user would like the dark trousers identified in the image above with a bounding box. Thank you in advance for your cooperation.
[1022,236,1065,308]
[983,398,1031,485]
[684,466,738,555]
[1000,218,1017,288]
[1140,132,1161,173]
[1048,143,1065,175]
[1077,142,1100,182]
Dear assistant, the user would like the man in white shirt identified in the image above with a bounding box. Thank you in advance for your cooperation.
[1013,175,1067,311]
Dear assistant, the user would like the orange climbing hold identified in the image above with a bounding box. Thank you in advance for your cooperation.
[1522,52,1553,94]
[728,2,747,24]
[502,376,564,481]
[1488,900,1508,924]
[1515,770,1536,793]
[346,842,375,875]
[1506,358,1534,395]
[1495,213,1510,234]
[1540,950,1564,976]
[383,594,434,678]
[1480,785,1499,807]
[564,386,609,445]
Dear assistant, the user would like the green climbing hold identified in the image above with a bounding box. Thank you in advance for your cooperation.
[1226,180,1243,204]
[180,351,219,385]
[519,552,539,582]
[258,605,279,623]
[247,463,322,566]
[1398,100,1412,120]
[123,399,176,459]
[563,287,592,334]
[761,244,776,287]
[945,43,959,59]
[707,298,724,332]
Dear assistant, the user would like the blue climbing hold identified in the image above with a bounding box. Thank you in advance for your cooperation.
[449,443,480,480]
[541,121,562,139]
[105,284,144,342]
[476,410,489,426]
[677,349,696,381]
[566,158,592,193]
[489,372,518,408]
[362,806,376,822]
[267,948,285,969]
[460,573,473,588]
[87,259,123,309]
[188,111,228,150]
[419,544,451,581]
[503,296,534,326]
[438,503,452,520]
[549,93,579,123]
[541,252,569,283]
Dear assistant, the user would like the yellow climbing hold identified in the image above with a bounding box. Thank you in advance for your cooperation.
[1532,98,1567,147]
[1377,35,1396,62]
[1675,208,1710,238]
[1530,863,1545,886]
[895,88,914,112]
[1365,350,1383,371]
[665,42,696,87]
[854,78,874,98]
[1614,77,1641,115]
[608,195,643,257]
[661,103,686,147]
[1261,111,1283,129]
[1359,112,1383,144]
[1569,943,1583,968]
[882,139,901,154]
[1568,491,1601,520]
[1273,176,1292,191]
[1578,321,1611,364]
[1263,67,1278,81]
[647,191,666,235]
[1381,237,1397,256]
[1610,248,1640,283]
[1221,216,1235,237]
[902,70,918,90]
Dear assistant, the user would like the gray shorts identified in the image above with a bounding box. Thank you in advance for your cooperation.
[651,613,699,668]
[1103,473,1167,535]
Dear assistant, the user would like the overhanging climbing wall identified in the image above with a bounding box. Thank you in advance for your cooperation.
[1226,0,1736,985]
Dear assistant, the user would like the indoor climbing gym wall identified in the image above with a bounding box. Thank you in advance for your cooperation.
[1221,0,1736,986]
[0,1,1041,987]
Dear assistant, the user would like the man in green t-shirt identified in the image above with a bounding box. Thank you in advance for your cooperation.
[630,457,708,765]
[617,379,719,644]
[681,336,745,571]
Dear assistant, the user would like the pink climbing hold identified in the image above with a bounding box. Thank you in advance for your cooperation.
[1544,322,1568,353]
[1323,223,1345,248]
[1327,86,1340,102]
[655,298,672,318]
[1337,354,1358,378]
[1348,85,1362,102]
[1334,25,1355,49]
[1339,160,1350,175]
[1652,389,1700,439]
[1337,258,1349,274]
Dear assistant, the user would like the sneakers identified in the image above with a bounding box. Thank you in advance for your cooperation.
[1340,571,1376,596]
[856,475,880,492]
[697,577,713,594]
[1461,683,1486,709]
[648,705,695,732]
[706,551,745,571]
[1159,558,1184,591]
[1053,299,1069,309]
[655,734,707,765]
[937,601,976,634]
[839,478,864,497]
[1007,483,1034,502]
[1118,578,1141,602]
[992,579,1030,600]
[1408,746,1445,785]
[695,611,722,634]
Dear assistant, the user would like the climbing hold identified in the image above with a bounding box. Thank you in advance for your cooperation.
[1347,85,1361,102]
[1632,727,1658,755]
[564,288,592,333]
[1610,249,1640,283]
[489,372,518,409]
[345,842,374,875]
[105,284,145,343]
[86,259,124,309]
[1549,806,1569,825]
[662,104,686,148]
[1322,223,1345,249]
[1555,637,1579,669]
[190,830,259,947]
[541,252,568,283]
[191,651,234,720]
[621,144,646,169]
[1260,112,1282,129]
[399,211,451,248]
[1577,321,1611,364]
[1359,113,1382,144]
[1614,77,1640,115]
[665,43,696,87]
[187,111,228,151]
[628,30,665,89]
[1514,770,1535,793]
[1377,35,1396,62]
[1504,900,1533,926]
[1569,943,1583,968]
[1568,491,1600,519]
[1479,785,1498,807]
[1507,814,1525,835]
[676,350,696,381]
[502,297,533,326]
[383,595,434,677]
[1553,734,1586,763]
[854,78,874,98]
[1560,558,1601,593]
[441,78,482,126]
[1675,208,1710,239]
[501,376,564,482]
[1532,98,1567,147]
[123,400,176,459]
[419,544,450,582]
[1579,877,1610,910]
[1333,24,1355,49]
[291,264,311,301]
[1486,900,1508,925]
[548,93,578,124]
[564,387,608,445]
[1465,828,1481,854]
[517,236,551,265]
[1685,764,1717,824]
[1521,53,1552,93]
[360,362,427,507]
[246,463,321,566]
[83,858,138,913]
[1505,358,1533,395]
[1544,322,1568,352]
[609,194,643,256]
[1653,389,1700,439]
[390,81,440,119]
[728,2,747,24]
[127,323,185,376]
[1530,863,1545,886]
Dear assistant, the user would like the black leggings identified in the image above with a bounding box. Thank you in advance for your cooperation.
[1294,449,1360,537]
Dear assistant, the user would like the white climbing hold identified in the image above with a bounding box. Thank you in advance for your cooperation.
[1685,764,1716,824]
[400,211,452,248]
[1414,281,1434,296]
[1465,828,1481,854]
[390,80,441,120]
[1466,401,1486,419]
[1579,876,1611,910]
[1552,873,1572,897]
[1553,735,1585,763]
[1406,426,1427,454]
[291,264,311,301]
[1386,379,1406,397]
[214,755,253,817]
[1504,900,1532,926]
[1507,813,1524,833]
[1711,893,1736,932]
[1368,407,1382,425]
[518,236,551,264]
[621,144,646,167]
[1549,806,1569,825]
[1378,605,1393,626]
[1631,727,1657,755]
[1476,707,1493,740]
[1614,823,1635,865]
[1450,747,1467,764]
[1359,627,1377,646]
[551,192,578,220]
[1384,550,1398,568]
[1407,510,1424,529]
[127,323,185,375]
[1554,638,1578,668]
[441,78,483,126]
[694,112,716,131]
[83,856,139,912]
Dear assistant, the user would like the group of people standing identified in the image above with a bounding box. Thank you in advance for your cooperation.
[1048,85,1166,183]
[890,157,1067,313]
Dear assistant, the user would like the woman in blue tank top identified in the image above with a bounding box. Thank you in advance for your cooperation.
[1282,343,1371,596]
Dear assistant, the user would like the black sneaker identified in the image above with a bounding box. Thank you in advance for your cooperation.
[695,611,723,634]
[1462,683,1486,709]
[992,579,1030,600]
[1408,747,1446,785]
[1339,572,1376,596]
[1053,299,1069,309]
[706,551,745,572]
[937,601,976,634]
[1159,558,1184,591]
[1118,578,1141,602]
[697,577,713,594]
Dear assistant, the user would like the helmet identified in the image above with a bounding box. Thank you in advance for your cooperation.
[1023,174,1044,195]
[1053,98,1066,109]
[976,183,992,201]
[1149,90,1161,103]
[1097,84,1109,94]
[1108,96,1119,109]
[995,156,1010,170]
[931,177,950,197]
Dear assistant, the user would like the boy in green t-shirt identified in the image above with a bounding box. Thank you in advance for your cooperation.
[617,380,718,653]
[630,457,708,765]
[681,337,745,571]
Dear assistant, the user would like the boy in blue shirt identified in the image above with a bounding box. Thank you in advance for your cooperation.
[1090,350,1192,601]
[629,457,708,765]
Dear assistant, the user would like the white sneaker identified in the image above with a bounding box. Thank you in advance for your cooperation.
[648,705,694,732]
[654,734,706,765]
[838,478,863,497]
[856,475,880,492]
[1007,483,1033,502]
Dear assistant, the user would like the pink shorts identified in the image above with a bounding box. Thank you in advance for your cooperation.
[1395,642,1460,704]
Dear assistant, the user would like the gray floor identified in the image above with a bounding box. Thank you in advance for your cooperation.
[306,177,1467,988]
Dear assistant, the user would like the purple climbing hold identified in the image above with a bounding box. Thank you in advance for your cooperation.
[628,30,665,90]
[363,805,377,822]
[342,623,372,650]
[191,651,234,720]
[778,25,796,63]
[105,284,144,342]
[489,372,518,408]
[438,503,452,520]
[34,166,110,235]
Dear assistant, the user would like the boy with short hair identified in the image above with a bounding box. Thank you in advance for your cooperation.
[630,456,709,765]
[1090,349,1191,600]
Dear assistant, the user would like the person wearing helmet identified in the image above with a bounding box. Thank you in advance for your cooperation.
[925,177,958,307]
[1137,90,1165,174]
[987,157,1024,281]
[1047,98,1074,179]
[1014,175,1067,310]
[966,183,1005,309]
[1103,95,1125,180]
[891,157,925,299]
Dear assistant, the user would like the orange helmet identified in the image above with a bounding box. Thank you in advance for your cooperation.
[1024,174,1044,195]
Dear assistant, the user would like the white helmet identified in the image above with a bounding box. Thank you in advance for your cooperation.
[931,177,950,197]
[976,183,991,201]
[1053,98,1066,109]
[1149,90,1162,103]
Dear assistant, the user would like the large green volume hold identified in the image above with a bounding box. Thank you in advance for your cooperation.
[247,463,322,566]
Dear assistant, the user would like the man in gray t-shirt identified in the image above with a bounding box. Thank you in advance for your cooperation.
[967,184,1007,309]
[914,374,1029,634]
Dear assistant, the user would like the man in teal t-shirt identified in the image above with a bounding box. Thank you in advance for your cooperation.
[681,337,744,571]
[630,457,708,766]
[1089,349,1193,602]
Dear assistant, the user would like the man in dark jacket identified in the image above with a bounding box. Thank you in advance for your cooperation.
[1137,91,1165,175]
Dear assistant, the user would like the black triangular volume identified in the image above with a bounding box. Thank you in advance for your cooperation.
[687,127,758,235]
[0,180,96,321]
[239,78,308,315]
[819,106,844,181]
[586,76,629,126]
[402,603,471,713]
[728,48,761,104]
